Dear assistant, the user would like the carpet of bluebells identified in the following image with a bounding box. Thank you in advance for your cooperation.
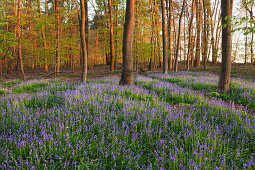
[0,72,255,169]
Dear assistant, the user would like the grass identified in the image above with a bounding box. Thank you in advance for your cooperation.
[12,81,49,93]
[150,73,255,110]
[0,89,10,95]
[0,73,254,169]
[1,80,22,87]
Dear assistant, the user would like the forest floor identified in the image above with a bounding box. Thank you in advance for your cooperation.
[1,69,255,169]
[1,62,255,82]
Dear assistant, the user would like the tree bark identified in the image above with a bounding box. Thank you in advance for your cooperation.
[55,0,60,75]
[195,0,201,67]
[149,0,154,71]
[174,0,185,72]
[218,0,233,91]
[44,0,48,73]
[80,0,88,83]
[203,0,207,70]
[120,0,135,85]
[168,0,173,71]
[251,11,254,63]
[85,0,89,59]
[95,30,99,66]
[108,0,115,71]
[186,0,195,71]
[161,0,168,74]
[17,0,25,80]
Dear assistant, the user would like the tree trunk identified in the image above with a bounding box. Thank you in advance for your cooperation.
[218,0,233,91]
[17,0,25,80]
[251,11,254,63]
[161,0,168,74]
[172,11,177,70]
[203,0,207,70]
[80,0,88,83]
[174,0,185,72]
[85,0,89,58]
[195,0,201,67]
[119,0,135,85]
[108,0,115,71]
[186,0,195,71]
[44,0,48,73]
[114,2,118,69]
[55,0,60,75]
[245,10,248,64]
[95,30,99,66]
[215,14,222,64]
[211,0,219,64]
[168,0,173,71]
[149,0,154,71]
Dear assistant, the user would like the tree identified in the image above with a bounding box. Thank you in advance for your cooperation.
[55,0,60,75]
[44,0,48,73]
[174,0,185,72]
[195,0,201,67]
[108,0,115,72]
[119,0,135,85]
[81,0,88,83]
[202,0,208,70]
[17,0,25,80]
[161,0,168,74]
[167,0,173,71]
[186,0,195,71]
[218,0,233,91]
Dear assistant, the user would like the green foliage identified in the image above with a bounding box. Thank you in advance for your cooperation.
[0,30,17,59]
[0,88,10,95]
[12,81,49,94]
[1,80,22,87]
[232,0,255,35]
[24,93,65,109]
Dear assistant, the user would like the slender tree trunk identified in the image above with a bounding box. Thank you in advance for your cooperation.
[245,10,248,64]
[80,0,88,83]
[55,0,60,75]
[186,0,195,71]
[203,0,207,69]
[17,0,25,80]
[211,0,219,64]
[108,0,115,71]
[195,0,201,67]
[174,0,185,72]
[13,0,17,73]
[114,2,118,69]
[191,35,196,67]
[251,11,254,63]
[168,0,173,71]
[95,30,99,66]
[215,14,222,64]
[172,11,177,70]
[119,0,135,85]
[154,0,161,68]
[134,0,139,71]
[161,0,168,74]
[149,0,154,71]
[85,0,89,58]
[218,0,233,91]
[44,0,48,73]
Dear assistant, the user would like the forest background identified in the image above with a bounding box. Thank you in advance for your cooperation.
[0,0,254,80]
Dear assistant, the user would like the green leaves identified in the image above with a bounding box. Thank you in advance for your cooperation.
[0,30,17,59]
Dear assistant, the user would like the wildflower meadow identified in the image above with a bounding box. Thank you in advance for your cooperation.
[0,72,255,169]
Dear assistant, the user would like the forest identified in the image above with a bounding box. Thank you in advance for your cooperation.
[0,0,255,169]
